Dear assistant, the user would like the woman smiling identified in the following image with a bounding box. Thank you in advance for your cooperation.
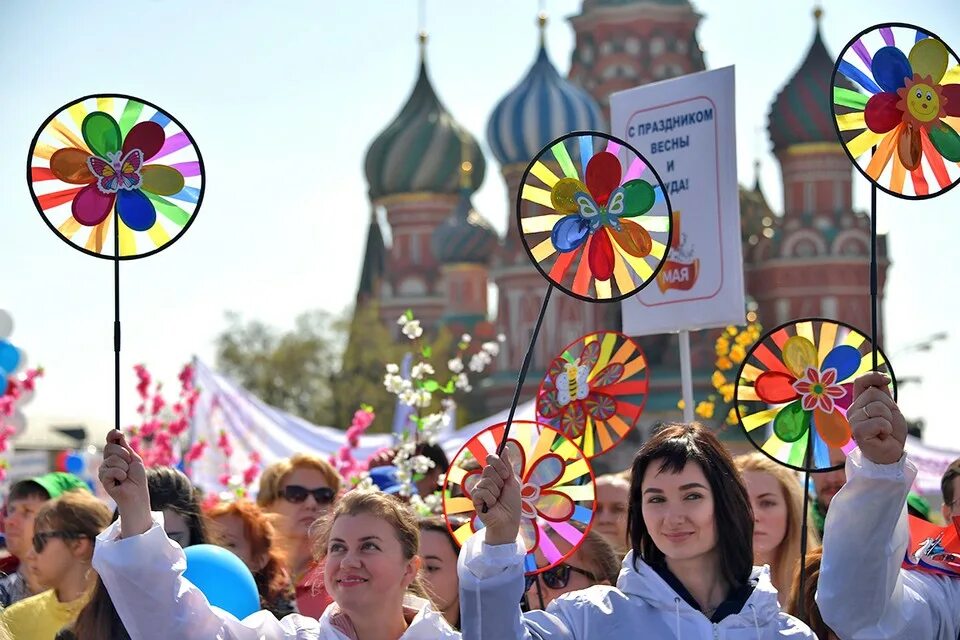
[458,422,816,639]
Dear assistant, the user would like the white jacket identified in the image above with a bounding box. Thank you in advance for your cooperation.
[92,515,461,640]
[816,450,960,640]
[458,529,815,639]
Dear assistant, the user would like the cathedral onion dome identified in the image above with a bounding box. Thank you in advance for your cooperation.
[364,35,485,201]
[768,8,854,152]
[432,149,497,264]
[487,15,604,167]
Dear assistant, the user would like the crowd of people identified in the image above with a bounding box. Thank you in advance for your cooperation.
[0,371,957,638]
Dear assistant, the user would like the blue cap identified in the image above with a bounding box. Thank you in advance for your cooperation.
[368,466,403,494]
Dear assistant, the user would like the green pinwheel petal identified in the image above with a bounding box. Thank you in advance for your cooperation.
[621,179,655,217]
[82,111,122,158]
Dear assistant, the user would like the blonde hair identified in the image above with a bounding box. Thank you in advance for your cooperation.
[579,530,620,584]
[735,452,815,595]
[310,490,430,602]
[257,453,342,507]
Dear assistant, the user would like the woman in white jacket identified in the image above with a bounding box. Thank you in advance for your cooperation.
[815,372,960,640]
[459,422,815,639]
[92,431,460,640]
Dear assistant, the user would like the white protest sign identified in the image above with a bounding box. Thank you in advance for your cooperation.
[611,66,745,335]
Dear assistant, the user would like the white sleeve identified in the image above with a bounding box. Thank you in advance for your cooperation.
[93,514,321,640]
[457,529,577,640]
[816,450,960,640]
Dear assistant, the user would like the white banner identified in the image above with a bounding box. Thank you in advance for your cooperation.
[905,435,960,497]
[188,360,534,495]
[611,66,745,335]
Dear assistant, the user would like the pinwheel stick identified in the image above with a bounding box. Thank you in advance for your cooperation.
[481,285,554,513]
[114,220,121,430]
[797,433,813,618]
[869,149,879,371]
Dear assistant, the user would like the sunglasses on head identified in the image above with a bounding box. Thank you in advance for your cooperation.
[281,485,335,505]
[525,563,599,591]
[33,531,90,554]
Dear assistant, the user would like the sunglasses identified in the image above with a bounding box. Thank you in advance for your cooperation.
[525,563,599,591]
[281,485,335,505]
[33,530,90,554]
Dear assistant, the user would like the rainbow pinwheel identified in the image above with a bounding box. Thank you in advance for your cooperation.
[832,24,960,198]
[518,131,672,302]
[537,331,649,458]
[28,95,203,258]
[734,319,896,472]
[442,421,595,575]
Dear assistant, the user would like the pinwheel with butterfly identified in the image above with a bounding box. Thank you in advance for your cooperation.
[27,94,204,429]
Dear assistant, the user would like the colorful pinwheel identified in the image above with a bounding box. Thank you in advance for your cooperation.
[518,131,672,302]
[833,24,960,198]
[537,331,649,458]
[443,421,595,575]
[734,319,896,472]
[28,95,203,258]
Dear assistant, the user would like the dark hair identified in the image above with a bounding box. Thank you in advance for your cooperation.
[626,422,754,589]
[68,578,130,640]
[8,479,50,503]
[147,466,211,546]
[786,547,834,639]
[418,515,460,556]
[416,443,449,474]
[942,458,960,506]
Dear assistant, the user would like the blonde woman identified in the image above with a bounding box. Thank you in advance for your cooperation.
[735,452,816,597]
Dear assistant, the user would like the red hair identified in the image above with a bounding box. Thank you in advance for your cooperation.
[207,499,292,609]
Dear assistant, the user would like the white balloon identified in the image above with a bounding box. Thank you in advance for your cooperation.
[0,310,12,339]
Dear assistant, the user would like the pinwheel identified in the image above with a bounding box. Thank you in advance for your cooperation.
[518,131,673,302]
[537,331,649,458]
[442,421,595,575]
[832,23,960,198]
[734,318,896,473]
[27,95,204,428]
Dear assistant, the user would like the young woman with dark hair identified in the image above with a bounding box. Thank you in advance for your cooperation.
[458,422,815,639]
[89,431,460,639]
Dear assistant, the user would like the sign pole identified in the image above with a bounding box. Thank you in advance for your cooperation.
[679,329,694,422]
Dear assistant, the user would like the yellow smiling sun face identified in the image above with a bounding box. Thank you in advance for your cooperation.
[906,83,940,123]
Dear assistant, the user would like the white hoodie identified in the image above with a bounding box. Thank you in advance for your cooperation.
[816,450,960,640]
[92,515,461,640]
[458,529,815,639]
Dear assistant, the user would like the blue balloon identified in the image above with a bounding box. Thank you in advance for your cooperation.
[0,369,7,396]
[821,345,861,382]
[183,544,260,620]
[0,341,19,374]
[65,452,85,475]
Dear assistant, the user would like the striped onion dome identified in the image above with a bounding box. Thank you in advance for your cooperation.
[431,186,497,264]
[768,10,854,152]
[487,22,604,166]
[364,40,485,201]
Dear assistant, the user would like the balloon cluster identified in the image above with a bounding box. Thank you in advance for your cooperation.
[0,309,44,481]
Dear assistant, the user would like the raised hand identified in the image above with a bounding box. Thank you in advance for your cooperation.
[471,449,522,546]
[849,372,907,466]
[99,430,152,538]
